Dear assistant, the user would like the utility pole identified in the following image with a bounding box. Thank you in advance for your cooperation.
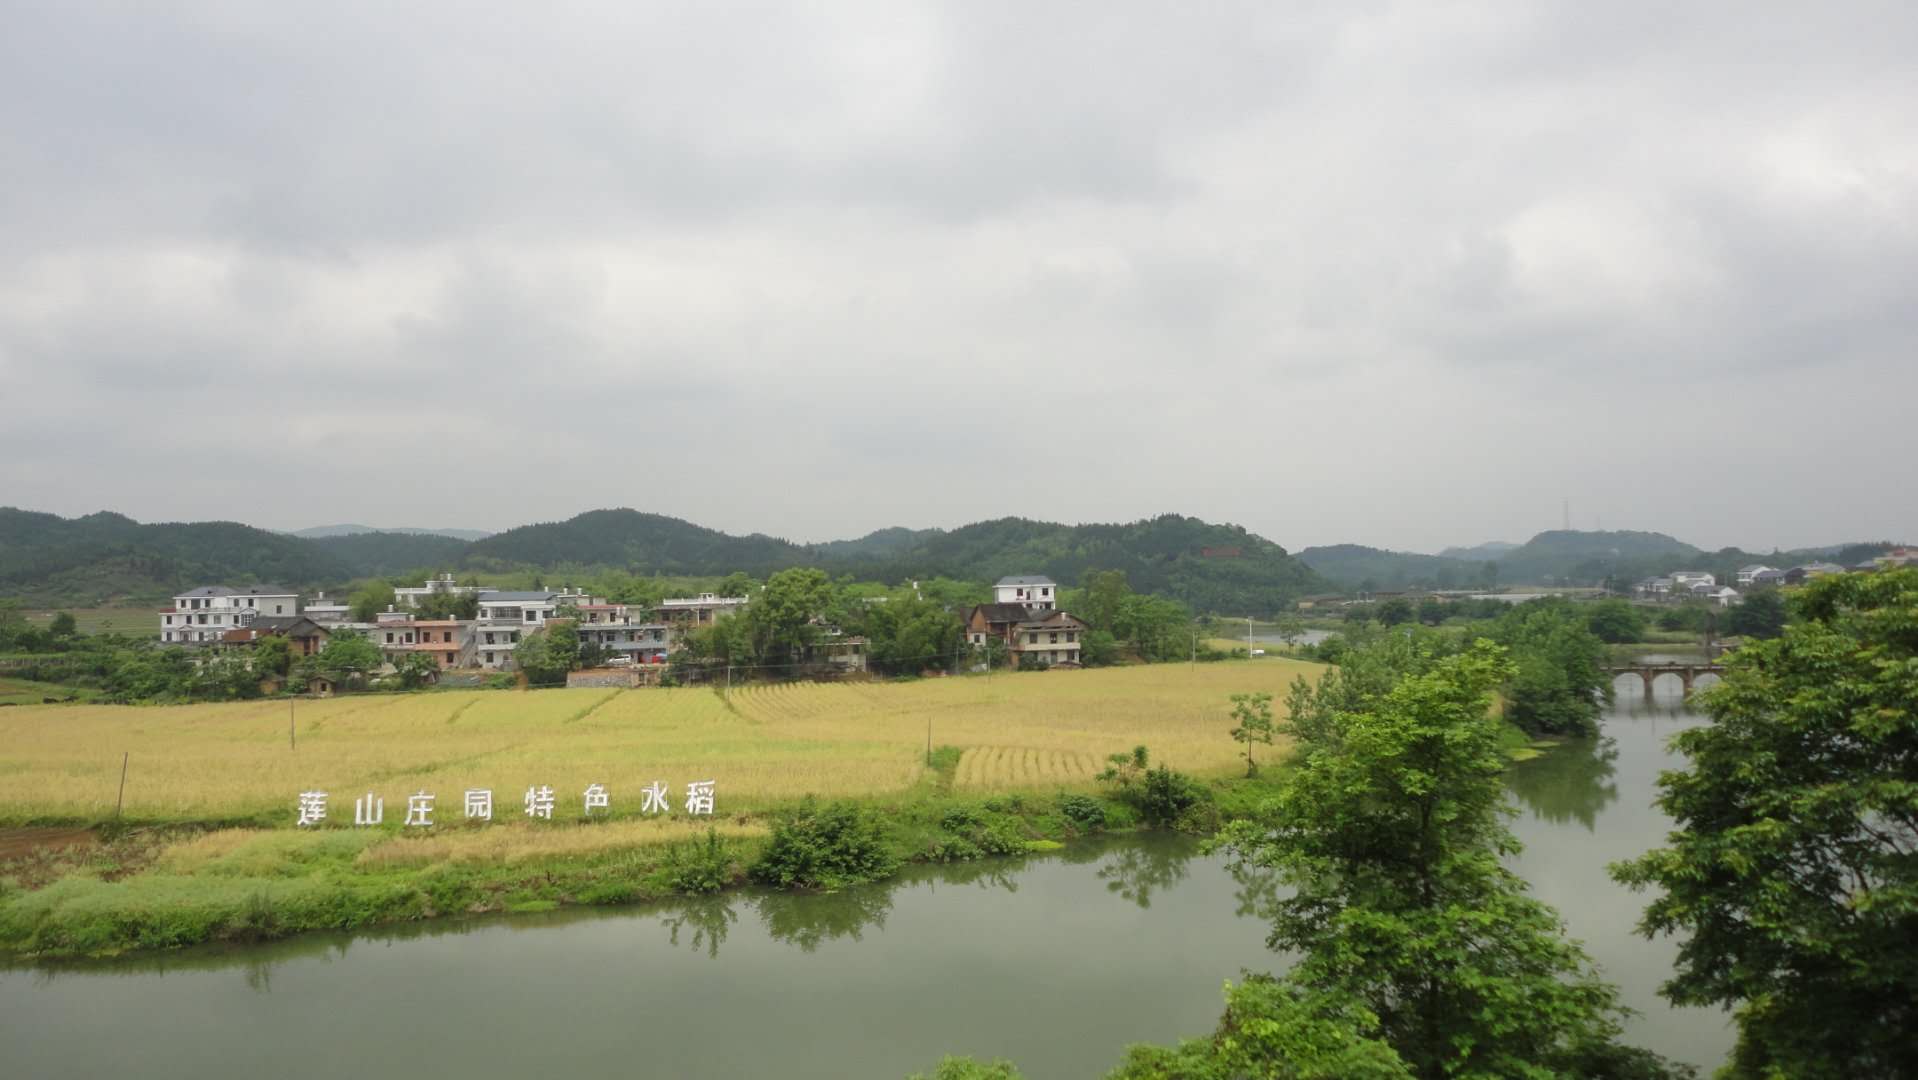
[114,751,128,820]
[1247,616,1254,658]
[289,698,296,750]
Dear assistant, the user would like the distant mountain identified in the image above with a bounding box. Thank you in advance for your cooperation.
[833,514,1324,615]
[306,532,474,576]
[1297,545,1481,590]
[464,509,814,577]
[289,524,493,541]
[808,526,946,559]
[1437,541,1518,561]
[0,508,350,604]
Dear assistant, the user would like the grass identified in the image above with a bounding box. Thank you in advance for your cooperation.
[0,660,1323,827]
[0,677,97,707]
[18,606,157,636]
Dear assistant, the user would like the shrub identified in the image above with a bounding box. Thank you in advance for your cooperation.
[750,799,899,890]
[1055,793,1107,833]
[664,828,738,895]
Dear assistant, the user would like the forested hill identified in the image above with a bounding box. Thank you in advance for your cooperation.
[1301,530,1703,590]
[0,507,1327,615]
[465,509,815,577]
[1296,544,1484,590]
[831,515,1325,615]
[0,508,352,604]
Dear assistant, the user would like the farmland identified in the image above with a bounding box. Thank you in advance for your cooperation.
[0,660,1321,826]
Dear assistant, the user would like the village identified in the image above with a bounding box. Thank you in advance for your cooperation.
[1630,546,1915,604]
[155,572,1092,689]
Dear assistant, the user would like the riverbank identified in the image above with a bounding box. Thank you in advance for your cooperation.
[0,765,1293,959]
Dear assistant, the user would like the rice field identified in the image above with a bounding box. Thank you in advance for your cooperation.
[0,660,1321,825]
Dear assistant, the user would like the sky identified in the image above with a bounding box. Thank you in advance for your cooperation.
[2,3,1914,555]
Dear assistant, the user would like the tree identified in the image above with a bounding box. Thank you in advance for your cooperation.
[414,590,479,621]
[1076,569,1133,633]
[1611,570,1918,1078]
[576,637,609,670]
[1414,597,1447,626]
[1272,613,1307,650]
[1220,643,1683,1077]
[862,591,963,675]
[745,568,831,668]
[1079,629,1120,667]
[1723,588,1787,640]
[315,629,381,684]
[48,611,77,638]
[253,634,292,678]
[349,581,397,622]
[1228,691,1275,776]
[1493,598,1610,736]
[392,651,440,689]
[514,620,579,685]
[1585,598,1648,644]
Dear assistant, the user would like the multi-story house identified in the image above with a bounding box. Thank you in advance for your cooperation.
[573,600,673,664]
[472,587,609,669]
[658,592,749,625]
[370,608,477,669]
[1669,571,1715,589]
[964,574,1086,668]
[160,585,301,644]
[1734,565,1777,587]
[394,573,487,609]
[993,575,1057,610]
[302,591,351,624]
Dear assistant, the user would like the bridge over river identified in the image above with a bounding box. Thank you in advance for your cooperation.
[1604,660,1726,699]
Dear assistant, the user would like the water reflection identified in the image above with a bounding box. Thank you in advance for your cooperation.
[660,894,737,959]
[1506,736,1620,831]
[1094,838,1191,908]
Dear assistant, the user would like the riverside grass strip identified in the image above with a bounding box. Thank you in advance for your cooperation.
[0,660,1320,826]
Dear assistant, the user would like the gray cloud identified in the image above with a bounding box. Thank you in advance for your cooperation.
[2,1,1914,553]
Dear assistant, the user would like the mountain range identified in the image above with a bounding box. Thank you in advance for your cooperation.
[2,506,1903,614]
[0,507,1323,615]
[285,524,495,542]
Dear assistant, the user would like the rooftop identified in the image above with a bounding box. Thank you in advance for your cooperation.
[477,590,559,603]
[995,575,1056,588]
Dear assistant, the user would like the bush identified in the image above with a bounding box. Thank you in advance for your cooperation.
[750,799,900,890]
[1055,793,1107,833]
[1098,746,1209,828]
[664,828,738,895]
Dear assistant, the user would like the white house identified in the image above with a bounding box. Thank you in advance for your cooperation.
[1706,586,1742,607]
[993,575,1057,610]
[160,585,301,644]
[302,591,351,624]
[1669,571,1716,588]
[1735,565,1776,587]
[394,572,487,608]
[657,592,749,625]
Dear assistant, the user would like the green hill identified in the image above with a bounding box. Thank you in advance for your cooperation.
[1296,544,1483,590]
[0,508,350,604]
[463,509,813,576]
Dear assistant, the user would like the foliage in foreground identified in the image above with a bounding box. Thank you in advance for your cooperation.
[1611,569,1918,1078]
[749,799,902,890]
[1220,642,1686,1078]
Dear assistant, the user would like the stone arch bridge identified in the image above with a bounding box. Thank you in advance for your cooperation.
[1604,661,1726,700]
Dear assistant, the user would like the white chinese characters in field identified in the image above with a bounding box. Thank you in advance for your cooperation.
[296,781,716,825]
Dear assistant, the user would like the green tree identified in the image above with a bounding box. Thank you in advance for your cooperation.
[745,568,832,668]
[1723,588,1787,640]
[48,611,77,637]
[1228,691,1275,776]
[514,620,580,685]
[863,591,964,675]
[316,629,382,684]
[414,590,479,621]
[1584,598,1648,644]
[1415,597,1447,626]
[1374,597,1415,627]
[1492,598,1610,736]
[1611,570,1918,1078]
[1076,569,1133,632]
[1079,629,1120,667]
[392,651,440,689]
[253,634,292,678]
[349,581,397,622]
[1220,643,1681,1077]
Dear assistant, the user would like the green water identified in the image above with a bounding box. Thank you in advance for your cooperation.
[1,699,1730,1078]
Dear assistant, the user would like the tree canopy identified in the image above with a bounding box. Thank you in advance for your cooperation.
[1612,570,1918,1077]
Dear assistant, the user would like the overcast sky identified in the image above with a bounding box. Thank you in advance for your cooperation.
[3,3,1913,554]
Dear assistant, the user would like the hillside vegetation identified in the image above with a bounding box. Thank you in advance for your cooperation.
[0,508,1328,615]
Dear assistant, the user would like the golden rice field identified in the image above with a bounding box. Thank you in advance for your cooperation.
[0,660,1320,825]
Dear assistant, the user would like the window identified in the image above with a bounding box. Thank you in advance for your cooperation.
[1042,587,1051,597]
[385,633,394,644]
[484,633,494,645]
[275,605,284,615]
[445,652,454,664]
[1067,632,1077,643]
[1049,633,1058,643]
[443,631,453,643]
[1027,632,1038,644]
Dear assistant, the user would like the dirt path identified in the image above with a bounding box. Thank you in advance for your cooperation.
[0,826,96,860]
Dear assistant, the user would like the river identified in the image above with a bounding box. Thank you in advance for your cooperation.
[1,691,1728,1078]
